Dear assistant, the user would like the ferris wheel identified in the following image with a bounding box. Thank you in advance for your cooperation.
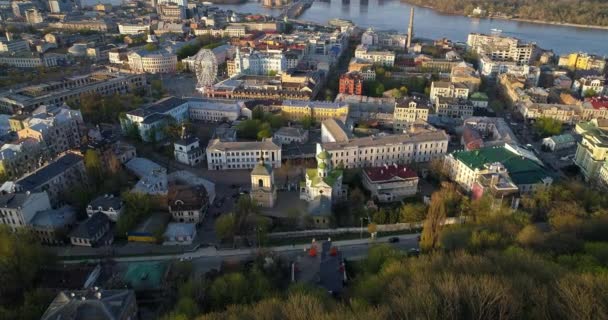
[194,48,218,93]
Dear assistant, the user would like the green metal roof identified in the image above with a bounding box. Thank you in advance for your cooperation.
[306,168,343,187]
[547,134,575,145]
[317,150,331,160]
[452,146,553,185]
[470,92,489,101]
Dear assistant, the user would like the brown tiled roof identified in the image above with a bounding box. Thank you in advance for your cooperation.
[363,163,417,182]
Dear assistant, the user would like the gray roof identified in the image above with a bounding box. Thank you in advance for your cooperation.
[274,127,307,138]
[128,96,187,118]
[41,289,136,320]
[174,136,199,147]
[0,192,29,209]
[207,138,280,152]
[16,153,84,192]
[69,212,110,239]
[88,195,122,212]
[31,206,76,228]
[322,130,449,150]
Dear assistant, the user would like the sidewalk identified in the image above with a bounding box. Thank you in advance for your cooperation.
[62,233,420,264]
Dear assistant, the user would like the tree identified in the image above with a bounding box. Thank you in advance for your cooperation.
[534,117,562,137]
[399,203,427,223]
[374,83,386,97]
[215,214,236,241]
[583,88,599,98]
[84,149,103,183]
[144,43,158,51]
[301,116,314,129]
[0,226,54,316]
[116,192,153,236]
[257,128,272,140]
[420,189,448,251]
[489,100,505,113]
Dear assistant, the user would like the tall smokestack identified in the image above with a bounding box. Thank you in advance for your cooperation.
[407,7,414,49]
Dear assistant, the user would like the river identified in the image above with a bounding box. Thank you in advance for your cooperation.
[213,0,608,55]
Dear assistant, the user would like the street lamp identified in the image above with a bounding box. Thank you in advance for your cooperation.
[360,217,370,239]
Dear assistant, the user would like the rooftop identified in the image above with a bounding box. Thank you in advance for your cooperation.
[322,130,448,150]
[41,289,136,320]
[321,118,351,143]
[451,146,552,185]
[69,212,110,239]
[207,138,280,151]
[363,163,417,183]
[31,206,76,228]
[274,126,307,138]
[16,153,83,192]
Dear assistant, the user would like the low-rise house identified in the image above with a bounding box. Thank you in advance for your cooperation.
[168,184,208,224]
[69,212,113,247]
[86,194,123,222]
[174,136,203,166]
[30,206,77,245]
[15,152,87,205]
[163,222,197,245]
[362,164,418,203]
[273,127,308,145]
[41,289,137,320]
[542,134,576,151]
[125,157,168,195]
[0,191,51,231]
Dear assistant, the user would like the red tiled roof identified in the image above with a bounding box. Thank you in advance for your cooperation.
[587,96,608,110]
[363,164,417,182]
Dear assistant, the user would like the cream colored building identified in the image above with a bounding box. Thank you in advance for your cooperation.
[574,119,608,181]
[518,102,581,124]
[319,126,449,169]
[393,98,430,131]
[354,45,395,67]
[128,50,177,74]
[206,139,281,170]
[429,81,469,101]
[278,100,349,123]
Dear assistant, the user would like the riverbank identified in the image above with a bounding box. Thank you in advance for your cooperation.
[400,0,608,31]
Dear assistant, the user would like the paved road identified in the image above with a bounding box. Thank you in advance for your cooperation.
[63,234,420,273]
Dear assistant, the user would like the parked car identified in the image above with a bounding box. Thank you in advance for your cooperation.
[388,237,400,243]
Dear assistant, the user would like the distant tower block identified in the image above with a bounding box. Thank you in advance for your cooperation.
[407,7,414,49]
